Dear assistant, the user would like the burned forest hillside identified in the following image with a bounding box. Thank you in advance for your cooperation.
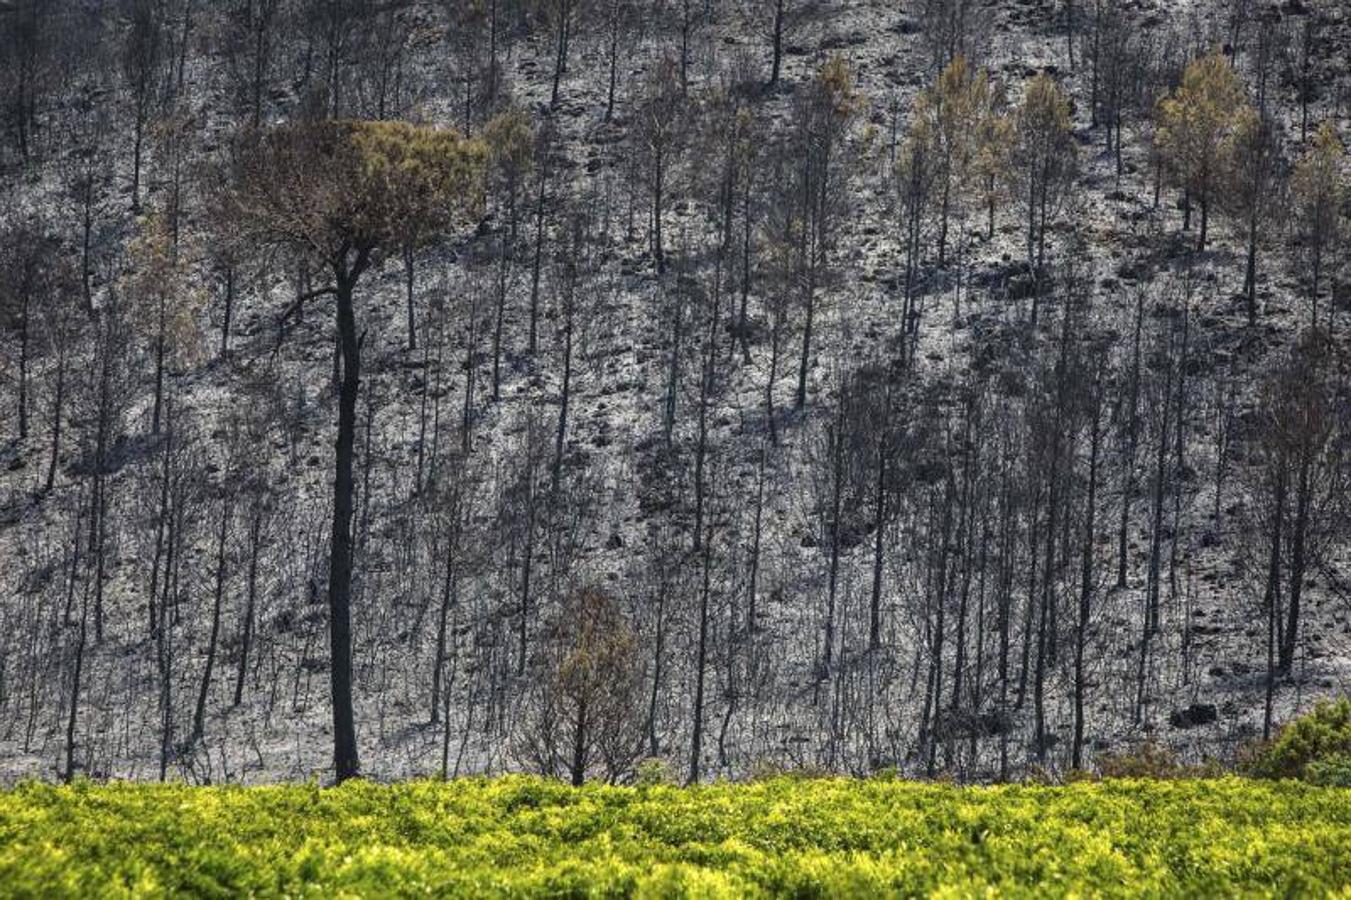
[1,0,1350,785]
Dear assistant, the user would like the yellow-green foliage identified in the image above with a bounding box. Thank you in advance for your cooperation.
[2,777,1350,897]
[482,107,534,178]
[1292,121,1346,259]
[122,208,207,368]
[223,120,488,261]
[348,120,488,238]
[1154,49,1247,201]
[814,54,863,121]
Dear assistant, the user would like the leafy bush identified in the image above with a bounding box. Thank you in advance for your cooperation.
[1,776,1350,897]
[1305,754,1351,788]
[1246,697,1351,780]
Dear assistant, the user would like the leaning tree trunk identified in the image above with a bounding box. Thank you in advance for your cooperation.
[688,523,713,784]
[220,265,234,359]
[46,338,67,492]
[404,242,418,351]
[17,288,28,439]
[1281,455,1311,675]
[233,501,262,707]
[192,495,230,743]
[65,576,90,784]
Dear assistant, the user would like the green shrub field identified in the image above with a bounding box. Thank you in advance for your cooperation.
[2,776,1349,897]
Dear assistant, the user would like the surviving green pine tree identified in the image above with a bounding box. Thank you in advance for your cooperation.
[1292,122,1346,330]
[1013,72,1075,322]
[220,120,488,783]
[1155,49,1247,252]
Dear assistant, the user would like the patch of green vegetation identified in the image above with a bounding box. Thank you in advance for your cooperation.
[1,776,1349,897]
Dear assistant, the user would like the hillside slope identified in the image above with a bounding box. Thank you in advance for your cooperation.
[0,0,1349,784]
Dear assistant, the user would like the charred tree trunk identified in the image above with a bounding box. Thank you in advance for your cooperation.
[1280,454,1312,674]
[769,0,785,86]
[689,521,713,784]
[328,246,371,783]
[192,494,230,743]
[233,500,264,708]
[1073,385,1102,770]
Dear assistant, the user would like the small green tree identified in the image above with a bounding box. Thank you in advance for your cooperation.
[973,93,1014,241]
[124,208,205,435]
[483,108,534,397]
[1155,49,1247,251]
[894,113,939,364]
[910,55,1003,267]
[221,119,487,782]
[1221,107,1284,325]
[633,55,688,276]
[906,55,1003,326]
[1291,122,1345,330]
[793,54,861,409]
[1013,72,1075,319]
[516,588,643,785]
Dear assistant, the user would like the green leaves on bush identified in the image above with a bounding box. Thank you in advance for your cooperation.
[1246,697,1351,780]
[1305,755,1351,788]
